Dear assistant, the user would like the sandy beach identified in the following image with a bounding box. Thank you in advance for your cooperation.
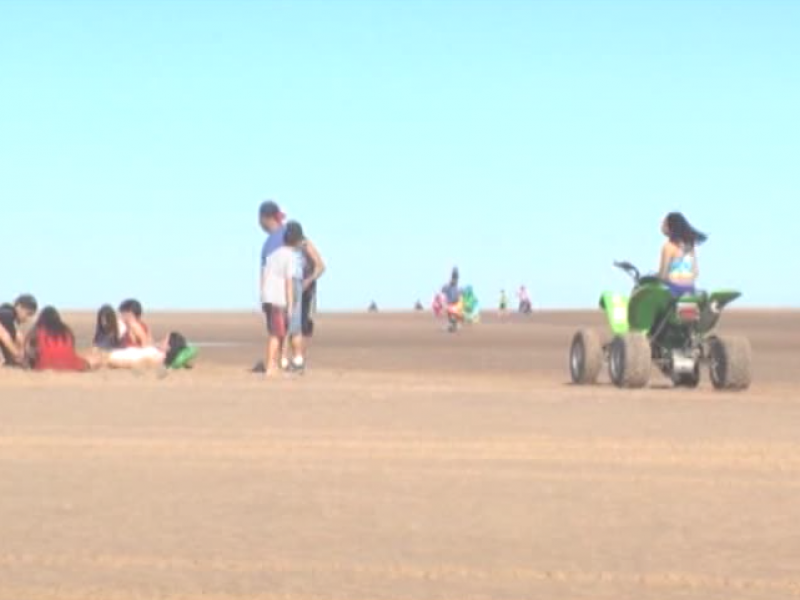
[1,310,799,600]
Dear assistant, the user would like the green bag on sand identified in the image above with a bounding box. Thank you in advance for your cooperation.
[169,346,198,369]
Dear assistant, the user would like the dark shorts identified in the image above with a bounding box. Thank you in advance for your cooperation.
[262,303,288,338]
[666,282,695,297]
[301,290,315,337]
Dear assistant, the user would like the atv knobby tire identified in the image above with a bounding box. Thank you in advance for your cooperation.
[608,333,651,388]
[708,336,752,391]
[569,329,603,384]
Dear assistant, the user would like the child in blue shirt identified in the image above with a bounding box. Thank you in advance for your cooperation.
[281,221,307,372]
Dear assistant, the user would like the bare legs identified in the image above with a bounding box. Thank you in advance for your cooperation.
[266,335,281,377]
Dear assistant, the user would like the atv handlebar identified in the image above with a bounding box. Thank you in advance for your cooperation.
[613,261,641,283]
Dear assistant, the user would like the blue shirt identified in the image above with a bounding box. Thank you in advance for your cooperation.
[261,225,287,267]
[442,283,461,304]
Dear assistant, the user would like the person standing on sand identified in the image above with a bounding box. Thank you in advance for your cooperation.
[518,285,532,314]
[499,289,508,318]
[260,225,297,377]
[253,201,287,372]
[299,234,325,339]
[441,267,463,331]
[281,221,308,373]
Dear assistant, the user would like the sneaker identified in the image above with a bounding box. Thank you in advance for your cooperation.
[289,358,306,374]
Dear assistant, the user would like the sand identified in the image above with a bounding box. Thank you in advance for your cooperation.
[0,310,799,600]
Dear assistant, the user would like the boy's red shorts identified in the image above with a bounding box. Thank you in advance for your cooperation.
[262,303,287,338]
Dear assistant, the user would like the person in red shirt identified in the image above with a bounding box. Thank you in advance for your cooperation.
[26,306,95,372]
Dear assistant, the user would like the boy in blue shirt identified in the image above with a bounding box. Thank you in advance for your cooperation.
[281,221,307,372]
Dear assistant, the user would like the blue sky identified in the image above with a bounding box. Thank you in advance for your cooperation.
[1,0,797,310]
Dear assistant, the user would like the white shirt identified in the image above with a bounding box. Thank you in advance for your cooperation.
[261,246,296,307]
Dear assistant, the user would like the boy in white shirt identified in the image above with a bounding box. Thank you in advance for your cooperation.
[260,224,300,377]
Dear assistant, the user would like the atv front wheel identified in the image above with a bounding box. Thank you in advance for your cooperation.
[608,333,651,388]
[569,329,603,384]
[708,336,752,391]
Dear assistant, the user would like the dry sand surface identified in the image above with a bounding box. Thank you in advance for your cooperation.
[1,310,799,600]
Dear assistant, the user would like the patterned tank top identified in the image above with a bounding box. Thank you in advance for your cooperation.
[667,245,695,285]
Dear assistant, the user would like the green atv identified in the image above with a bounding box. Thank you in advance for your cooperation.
[569,261,752,390]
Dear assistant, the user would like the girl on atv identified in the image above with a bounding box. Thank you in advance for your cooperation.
[658,212,708,296]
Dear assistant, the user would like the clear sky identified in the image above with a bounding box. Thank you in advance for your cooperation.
[1,0,797,310]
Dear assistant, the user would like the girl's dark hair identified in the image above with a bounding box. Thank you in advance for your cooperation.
[665,212,708,247]
[34,306,73,341]
[94,304,120,346]
[284,220,305,246]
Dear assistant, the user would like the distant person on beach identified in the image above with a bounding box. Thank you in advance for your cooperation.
[499,289,508,317]
[260,221,297,377]
[441,267,461,307]
[518,285,532,314]
[441,267,463,331]
[432,293,445,317]
[26,306,95,371]
[658,211,707,296]
[0,294,38,367]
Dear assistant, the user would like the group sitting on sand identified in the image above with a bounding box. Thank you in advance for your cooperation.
[0,199,326,377]
[0,296,197,372]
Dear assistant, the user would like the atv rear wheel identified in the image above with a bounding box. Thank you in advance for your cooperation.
[608,333,651,388]
[569,329,603,384]
[708,336,752,391]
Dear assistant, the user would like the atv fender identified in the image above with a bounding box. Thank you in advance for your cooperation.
[599,292,629,335]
